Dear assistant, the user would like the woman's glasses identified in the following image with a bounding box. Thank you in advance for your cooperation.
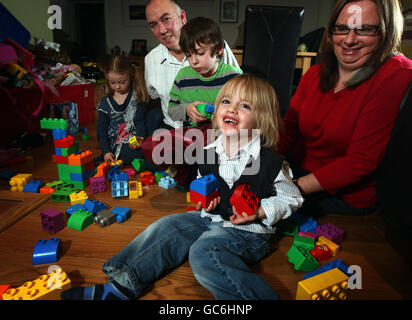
[332,24,380,36]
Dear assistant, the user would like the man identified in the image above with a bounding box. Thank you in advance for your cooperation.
[144,0,240,129]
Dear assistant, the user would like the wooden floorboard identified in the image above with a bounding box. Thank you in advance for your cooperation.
[0,106,411,301]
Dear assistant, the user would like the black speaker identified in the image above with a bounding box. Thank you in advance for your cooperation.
[243,5,304,116]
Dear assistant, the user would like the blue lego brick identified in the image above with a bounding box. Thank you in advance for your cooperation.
[52,128,68,140]
[107,164,122,181]
[205,104,215,114]
[55,147,62,156]
[66,203,86,217]
[304,259,352,280]
[112,206,131,223]
[189,174,220,196]
[112,171,129,182]
[159,176,177,189]
[84,199,108,214]
[32,238,61,265]
[23,180,45,193]
[299,216,319,233]
[112,181,128,197]
[69,172,86,182]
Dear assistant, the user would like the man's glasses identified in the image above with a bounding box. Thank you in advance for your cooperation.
[332,24,380,36]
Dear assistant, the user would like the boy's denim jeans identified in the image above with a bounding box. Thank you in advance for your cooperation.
[102,211,279,300]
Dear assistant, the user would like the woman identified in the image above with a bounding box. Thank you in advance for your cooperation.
[278,0,412,216]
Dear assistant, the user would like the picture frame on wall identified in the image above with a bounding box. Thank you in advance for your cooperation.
[130,39,147,57]
[122,0,147,26]
[220,0,238,23]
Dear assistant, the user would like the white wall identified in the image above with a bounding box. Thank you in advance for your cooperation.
[104,0,335,54]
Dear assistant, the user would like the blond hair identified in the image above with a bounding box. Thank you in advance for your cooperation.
[212,73,282,149]
[104,56,149,103]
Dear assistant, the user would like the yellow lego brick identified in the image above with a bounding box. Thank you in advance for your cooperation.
[69,190,88,205]
[2,268,71,300]
[187,192,191,202]
[296,268,349,300]
[316,236,340,256]
[10,174,32,192]
[111,159,123,167]
[129,181,143,199]
[129,136,140,148]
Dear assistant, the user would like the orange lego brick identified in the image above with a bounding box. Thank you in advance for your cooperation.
[68,150,93,166]
[2,268,71,300]
[39,186,55,194]
[95,162,110,177]
[0,284,11,300]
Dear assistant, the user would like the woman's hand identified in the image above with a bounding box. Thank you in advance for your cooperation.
[104,152,115,163]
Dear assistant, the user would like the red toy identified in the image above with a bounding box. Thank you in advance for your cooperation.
[230,184,259,216]
[310,244,332,261]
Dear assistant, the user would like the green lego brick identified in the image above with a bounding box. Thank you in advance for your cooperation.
[67,209,94,231]
[71,180,88,190]
[51,190,72,202]
[40,118,68,130]
[60,142,79,156]
[154,172,165,183]
[287,245,320,272]
[131,158,146,173]
[46,180,64,188]
[68,164,86,174]
[293,235,315,250]
[57,164,71,183]
[276,215,299,236]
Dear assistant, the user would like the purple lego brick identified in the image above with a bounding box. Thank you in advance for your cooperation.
[316,223,345,244]
[40,208,65,233]
[90,176,106,193]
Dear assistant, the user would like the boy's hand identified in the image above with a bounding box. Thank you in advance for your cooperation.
[104,152,115,163]
[129,136,144,149]
[230,205,259,225]
[196,196,221,212]
[187,101,207,124]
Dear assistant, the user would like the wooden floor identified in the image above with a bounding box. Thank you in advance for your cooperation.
[0,108,411,300]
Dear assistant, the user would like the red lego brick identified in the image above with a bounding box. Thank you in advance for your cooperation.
[230,184,260,216]
[54,135,75,148]
[54,155,69,164]
[0,284,11,300]
[39,186,55,194]
[68,150,93,166]
[310,244,332,261]
[190,189,220,209]
[140,171,155,185]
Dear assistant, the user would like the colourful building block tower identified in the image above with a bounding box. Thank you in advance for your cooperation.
[40,118,95,190]
[190,174,220,208]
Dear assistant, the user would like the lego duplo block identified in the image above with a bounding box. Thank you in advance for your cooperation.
[131,158,146,173]
[230,184,259,216]
[190,189,220,209]
[165,166,177,177]
[67,209,94,231]
[140,171,155,185]
[39,186,55,194]
[124,168,137,178]
[10,173,32,192]
[90,175,106,193]
[129,181,143,199]
[23,179,45,193]
[69,190,88,205]
[316,236,340,256]
[40,118,68,130]
[276,214,299,236]
[159,176,177,189]
[129,136,141,148]
[52,128,68,140]
[154,171,167,183]
[299,216,319,233]
[57,163,71,183]
[298,231,317,239]
[287,245,320,272]
[190,174,220,196]
[2,268,71,300]
[46,180,64,188]
[54,135,75,148]
[296,268,349,300]
[112,181,129,197]
[95,161,110,177]
[310,244,332,261]
[58,142,79,157]
[112,159,124,167]
[40,209,65,234]
[293,235,315,250]
[316,223,345,244]
[84,198,107,214]
[304,259,352,280]
[71,179,88,190]
[66,203,86,218]
[112,206,131,223]
[107,164,122,181]
[68,150,93,166]
[0,284,11,300]
[94,209,117,227]
[53,155,69,165]
[32,238,61,265]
